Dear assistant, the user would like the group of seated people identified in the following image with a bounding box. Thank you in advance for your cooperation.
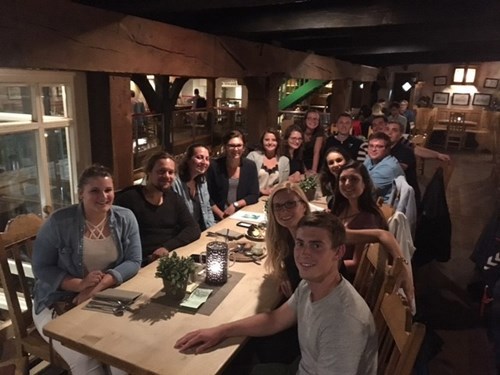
[30,106,444,374]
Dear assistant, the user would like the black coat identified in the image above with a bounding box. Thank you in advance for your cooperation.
[413,167,452,267]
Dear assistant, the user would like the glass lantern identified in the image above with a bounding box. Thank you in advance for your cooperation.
[205,241,229,285]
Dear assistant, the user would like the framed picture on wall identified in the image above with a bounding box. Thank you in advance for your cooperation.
[484,78,498,89]
[472,93,492,106]
[451,93,470,106]
[7,87,21,100]
[434,76,447,86]
[432,92,449,105]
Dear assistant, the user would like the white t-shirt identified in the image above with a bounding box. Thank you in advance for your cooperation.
[287,278,377,375]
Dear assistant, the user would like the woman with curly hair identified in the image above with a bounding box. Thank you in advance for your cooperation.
[172,143,215,231]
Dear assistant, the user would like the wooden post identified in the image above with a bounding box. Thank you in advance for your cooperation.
[331,79,353,120]
[244,75,283,146]
[87,73,133,189]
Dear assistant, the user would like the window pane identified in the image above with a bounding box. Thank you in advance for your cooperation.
[45,128,72,210]
[0,85,33,123]
[0,131,41,230]
[42,84,69,122]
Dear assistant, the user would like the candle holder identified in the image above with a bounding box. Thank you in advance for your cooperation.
[205,241,229,285]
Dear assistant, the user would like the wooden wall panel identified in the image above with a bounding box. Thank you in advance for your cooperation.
[0,0,377,81]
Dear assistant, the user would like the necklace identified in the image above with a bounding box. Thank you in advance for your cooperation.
[86,215,108,239]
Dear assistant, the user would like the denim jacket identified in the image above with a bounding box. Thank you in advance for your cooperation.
[32,204,142,314]
[172,177,215,229]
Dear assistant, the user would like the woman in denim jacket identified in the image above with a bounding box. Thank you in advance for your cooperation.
[172,143,215,231]
[32,164,142,375]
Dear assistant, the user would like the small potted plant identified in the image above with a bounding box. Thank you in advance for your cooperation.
[299,175,318,201]
[155,252,195,300]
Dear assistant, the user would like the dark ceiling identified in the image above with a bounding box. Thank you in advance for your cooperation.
[76,0,500,67]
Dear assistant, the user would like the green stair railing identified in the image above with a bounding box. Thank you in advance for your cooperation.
[279,79,330,110]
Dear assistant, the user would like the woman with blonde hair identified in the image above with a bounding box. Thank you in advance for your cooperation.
[265,181,414,300]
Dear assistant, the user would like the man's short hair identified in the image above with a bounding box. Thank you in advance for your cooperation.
[400,100,409,106]
[387,120,404,134]
[368,132,391,147]
[336,112,352,122]
[297,212,345,249]
[389,101,400,110]
[371,114,387,124]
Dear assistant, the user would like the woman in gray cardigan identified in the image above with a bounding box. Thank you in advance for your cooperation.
[247,128,290,196]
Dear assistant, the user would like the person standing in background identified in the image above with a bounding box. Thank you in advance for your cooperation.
[300,109,325,174]
[400,100,415,134]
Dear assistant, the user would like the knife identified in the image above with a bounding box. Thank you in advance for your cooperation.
[206,231,239,241]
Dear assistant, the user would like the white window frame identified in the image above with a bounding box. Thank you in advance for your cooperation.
[0,68,84,212]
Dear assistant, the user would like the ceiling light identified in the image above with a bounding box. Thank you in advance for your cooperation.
[402,82,412,92]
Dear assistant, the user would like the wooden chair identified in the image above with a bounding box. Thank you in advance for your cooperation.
[0,214,68,374]
[445,112,466,150]
[376,197,395,222]
[353,243,405,312]
[411,134,427,175]
[374,292,426,375]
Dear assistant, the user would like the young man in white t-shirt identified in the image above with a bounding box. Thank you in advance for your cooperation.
[175,211,377,375]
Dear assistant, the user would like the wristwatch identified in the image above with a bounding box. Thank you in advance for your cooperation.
[233,201,240,209]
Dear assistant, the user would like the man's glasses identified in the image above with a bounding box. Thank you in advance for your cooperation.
[273,200,302,211]
[368,144,386,149]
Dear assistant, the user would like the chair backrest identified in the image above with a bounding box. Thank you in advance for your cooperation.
[353,243,388,311]
[449,112,465,123]
[353,243,406,312]
[376,196,395,222]
[0,214,43,341]
[448,112,467,134]
[374,292,426,375]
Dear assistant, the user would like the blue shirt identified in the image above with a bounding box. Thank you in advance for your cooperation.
[32,204,142,313]
[172,177,215,230]
[364,155,404,202]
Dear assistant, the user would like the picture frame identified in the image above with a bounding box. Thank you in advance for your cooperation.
[434,76,447,86]
[451,93,470,106]
[484,78,498,89]
[432,92,449,105]
[7,87,21,100]
[472,93,492,106]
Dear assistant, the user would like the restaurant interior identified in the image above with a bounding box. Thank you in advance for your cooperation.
[0,1,499,374]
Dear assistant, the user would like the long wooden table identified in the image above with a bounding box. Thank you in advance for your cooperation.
[43,200,281,375]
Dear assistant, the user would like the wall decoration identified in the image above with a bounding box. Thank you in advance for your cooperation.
[484,78,498,89]
[472,93,492,106]
[7,87,21,100]
[434,76,447,86]
[451,93,470,106]
[432,92,450,105]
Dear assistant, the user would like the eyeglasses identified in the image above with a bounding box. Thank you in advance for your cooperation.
[272,200,302,211]
[289,137,303,142]
[227,144,244,149]
[368,144,386,149]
